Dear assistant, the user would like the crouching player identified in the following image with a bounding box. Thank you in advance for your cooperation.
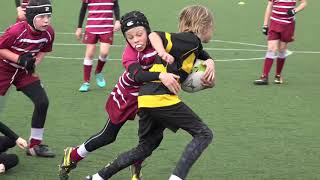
[0,121,28,173]
[59,11,180,180]
[0,0,55,157]
[85,5,215,180]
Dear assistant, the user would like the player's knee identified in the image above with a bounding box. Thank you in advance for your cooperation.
[200,127,214,144]
[1,154,19,171]
[35,95,49,111]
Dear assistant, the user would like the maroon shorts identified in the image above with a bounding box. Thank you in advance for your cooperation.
[0,60,39,96]
[105,87,138,124]
[83,31,114,44]
[268,21,295,43]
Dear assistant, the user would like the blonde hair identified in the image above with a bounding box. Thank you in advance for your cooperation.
[178,5,213,35]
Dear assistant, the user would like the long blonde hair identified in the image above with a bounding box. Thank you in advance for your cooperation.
[178,5,213,35]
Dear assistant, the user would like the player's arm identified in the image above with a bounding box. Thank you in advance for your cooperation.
[16,0,26,21]
[198,50,215,88]
[75,2,88,40]
[263,1,273,26]
[113,0,121,32]
[128,63,180,94]
[0,121,19,142]
[261,1,273,35]
[0,49,19,63]
[34,52,47,66]
[149,32,174,64]
[0,122,28,149]
[295,0,307,13]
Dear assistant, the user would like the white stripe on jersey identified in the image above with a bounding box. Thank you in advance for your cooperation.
[86,25,114,28]
[88,3,114,6]
[90,31,113,34]
[110,92,121,108]
[273,5,295,9]
[11,46,40,53]
[87,18,114,20]
[13,29,27,44]
[272,10,288,15]
[141,51,157,59]
[19,38,48,44]
[46,30,52,42]
[130,92,139,96]
[270,17,292,24]
[88,10,113,13]
[125,72,135,82]
[116,88,127,103]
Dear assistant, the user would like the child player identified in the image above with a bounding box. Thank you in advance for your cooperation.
[0,0,55,157]
[254,0,307,85]
[76,0,121,92]
[85,5,215,180]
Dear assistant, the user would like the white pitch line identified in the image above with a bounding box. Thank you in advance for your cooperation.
[211,39,268,48]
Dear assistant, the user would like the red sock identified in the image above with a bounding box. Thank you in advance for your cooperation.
[276,58,286,75]
[95,59,106,74]
[70,147,83,162]
[134,160,143,166]
[29,138,41,148]
[83,65,92,82]
[263,58,274,77]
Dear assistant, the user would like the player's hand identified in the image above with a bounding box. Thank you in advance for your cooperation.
[17,6,26,21]
[159,72,181,94]
[0,164,5,173]
[158,51,174,64]
[17,53,36,73]
[113,20,121,32]
[287,9,296,16]
[201,59,215,88]
[16,137,28,149]
[75,28,82,41]
[262,26,268,36]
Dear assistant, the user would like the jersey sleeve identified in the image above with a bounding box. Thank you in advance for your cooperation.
[0,122,19,141]
[40,27,55,52]
[156,31,199,60]
[122,44,138,70]
[0,27,17,49]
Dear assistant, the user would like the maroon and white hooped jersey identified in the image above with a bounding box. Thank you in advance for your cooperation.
[0,21,54,65]
[105,44,157,124]
[270,0,297,24]
[83,0,116,34]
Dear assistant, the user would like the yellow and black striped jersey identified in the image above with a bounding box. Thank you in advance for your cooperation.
[138,31,211,108]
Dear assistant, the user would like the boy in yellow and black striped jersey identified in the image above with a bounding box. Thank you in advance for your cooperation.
[85,5,215,180]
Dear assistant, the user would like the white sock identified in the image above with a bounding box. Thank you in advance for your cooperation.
[169,174,183,180]
[30,128,44,140]
[92,173,104,180]
[77,144,89,158]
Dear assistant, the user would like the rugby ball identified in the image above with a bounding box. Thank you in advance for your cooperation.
[181,59,206,93]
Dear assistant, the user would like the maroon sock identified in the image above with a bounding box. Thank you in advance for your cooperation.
[70,147,83,162]
[134,160,143,166]
[95,59,106,74]
[262,58,274,77]
[83,65,92,82]
[276,58,286,75]
[29,138,41,148]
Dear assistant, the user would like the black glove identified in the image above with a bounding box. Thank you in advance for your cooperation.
[287,9,296,16]
[17,53,36,73]
[262,26,268,36]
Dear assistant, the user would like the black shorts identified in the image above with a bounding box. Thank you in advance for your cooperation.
[138,102,209,140]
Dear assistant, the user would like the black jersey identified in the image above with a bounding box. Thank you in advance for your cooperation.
[138,31,211,108]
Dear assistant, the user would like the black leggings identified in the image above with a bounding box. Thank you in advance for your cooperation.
[84,119,125,152]
[20,80,49,128]
[0,136,19,171]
